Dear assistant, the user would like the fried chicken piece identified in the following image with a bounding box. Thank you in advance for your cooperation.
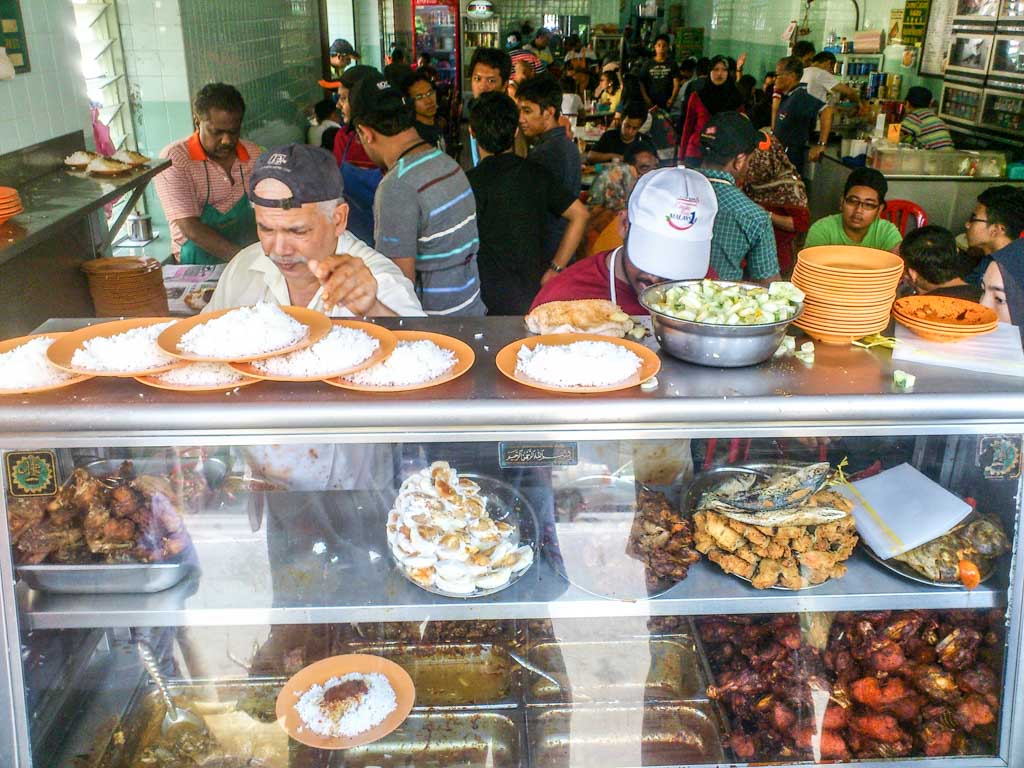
[778,558,804,590]
[15,518,84,564]
[958,665,997,696]
[109,485,140,516]
[937,626,982,670]
[734,545,760,566]
[849,713,906,743]
[883,692,924,722]
[749,538,789,560]
[778,624,802,650]
[883,612,924,643]
[707,668,765,698]
[698,619,737,644]
[850,676,910,709]
[707,549,756,580]
[70,469,104,511]
[729,733,756,760]
[797,549,847,584]
[700,512,746,552]
[910,664,961,702]
[788,532,813,552]
[904,637,938,665]
[7,498,45,543]
[823,704,849,730]
[955,694,996,731]
[921,719,956,756]
[752,558,784,589]
[868,640,906,672]
[793,726,849,759]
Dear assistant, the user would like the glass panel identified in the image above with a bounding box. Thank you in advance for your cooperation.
[1001,0,1024,17]
[6,435,1019,765]
[949,36,992,71]
[992,37,1024,74]
[941,86,983,121]
[983,91,1024,130]
[414,1,458,89]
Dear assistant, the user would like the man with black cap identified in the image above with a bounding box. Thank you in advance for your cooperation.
[205,143,422,317]
[699,111,780,284]
[330,38,360,76]
[349,75,486,316]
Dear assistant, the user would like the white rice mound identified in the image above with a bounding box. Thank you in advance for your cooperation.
[344,340,456,387]
[155,362,245,387]
[70,321,176,372]
[516,340,642,387]
[252,325,380,377]
[0,337,73,390]
[294,672,397,737]
[178,303,307,358]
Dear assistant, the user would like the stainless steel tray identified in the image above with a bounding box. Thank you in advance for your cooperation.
[345,641,519,708]
[337,709,522,767]
[16,560,194,594]
[527,702,726,766]
[83,456,228,489]
[525,638,706,703]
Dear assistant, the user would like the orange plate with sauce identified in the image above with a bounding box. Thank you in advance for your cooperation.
[323,330,474,392]
[893,295,997,328]
[276,654,415,750]
[47,318,184,377]
[158,305,332,362]
[230,320,398,382]
[0,333,94,394]
[495,333,661,393]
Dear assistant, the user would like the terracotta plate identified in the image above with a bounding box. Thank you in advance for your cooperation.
[495,333,661,393]
[894,314,997,334]
[797,245,905,274]
[134,366,263,392]
[893,295,997,327]
[796,318,890,345]
[324,330,475,392]
[895,318,997,343]
[276,654,415,750]
[47,318,183,377]
[0,333,94,394]
[158,305,332,362]
[231,320,398,381]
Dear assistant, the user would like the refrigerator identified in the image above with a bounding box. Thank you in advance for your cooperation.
[412,0,461,102]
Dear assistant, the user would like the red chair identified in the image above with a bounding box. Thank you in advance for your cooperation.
[882,199,928,235]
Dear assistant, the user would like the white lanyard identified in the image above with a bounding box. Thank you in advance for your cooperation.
[608,246,624,305]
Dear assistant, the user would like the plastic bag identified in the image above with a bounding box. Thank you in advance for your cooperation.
[0,47,15,81]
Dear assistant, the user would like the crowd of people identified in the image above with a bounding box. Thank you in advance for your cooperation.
[151,34,1024,334]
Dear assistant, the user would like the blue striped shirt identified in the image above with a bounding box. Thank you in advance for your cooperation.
[374,146,486,316]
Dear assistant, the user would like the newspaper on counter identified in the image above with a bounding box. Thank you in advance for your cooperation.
[163,264,225,315]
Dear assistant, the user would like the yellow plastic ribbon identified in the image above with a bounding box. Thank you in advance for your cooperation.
[833,457,903,552]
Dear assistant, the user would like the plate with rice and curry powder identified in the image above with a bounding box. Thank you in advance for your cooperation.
[276,654,415,749]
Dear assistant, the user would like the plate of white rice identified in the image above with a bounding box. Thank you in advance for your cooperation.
[325,330,475,392]
[0,333,93,394]
[496,333,661,393]
[158,303,332,362]
[276,654,415,749]
[47,318,182,377]
[231,320,397,381]
[135,362,258,392]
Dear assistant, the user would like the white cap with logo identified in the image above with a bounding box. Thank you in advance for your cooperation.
[626,167,718,280]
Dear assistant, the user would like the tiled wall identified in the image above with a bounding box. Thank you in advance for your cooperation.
[0,0,91,155]
[179,0,323,148]
[356,0,383,71]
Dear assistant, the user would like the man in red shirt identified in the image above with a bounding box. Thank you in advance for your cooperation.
[531,167,719,314]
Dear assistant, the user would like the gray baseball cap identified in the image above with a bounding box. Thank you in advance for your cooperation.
[248,144,342,209]
[330,39,359,57]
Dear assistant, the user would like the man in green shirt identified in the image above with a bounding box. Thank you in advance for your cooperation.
[805,167,903,252]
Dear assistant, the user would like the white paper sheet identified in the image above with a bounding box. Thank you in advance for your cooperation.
[836,463,972,559]
[892,322,1024,378]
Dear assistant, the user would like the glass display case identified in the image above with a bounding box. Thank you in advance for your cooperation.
[941,82,986,124]
[3,317,1024,767]
[983,87,1024,130]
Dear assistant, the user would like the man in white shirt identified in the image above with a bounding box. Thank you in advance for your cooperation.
[307,98,341,148]
[206,143,423,317]
[800,51,861,105]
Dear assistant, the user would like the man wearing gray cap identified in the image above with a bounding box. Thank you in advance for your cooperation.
[330,38,360,76]
[205,143,423,317]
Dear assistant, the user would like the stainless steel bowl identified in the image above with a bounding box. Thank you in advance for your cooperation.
[639,280,803,368]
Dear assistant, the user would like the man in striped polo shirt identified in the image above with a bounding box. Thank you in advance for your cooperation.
[901,86,954,151]
[350,77,486,316]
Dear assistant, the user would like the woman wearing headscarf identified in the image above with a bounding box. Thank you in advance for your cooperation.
[740,132,809,274]
[678,54,745,167]
[981,251,1024,332]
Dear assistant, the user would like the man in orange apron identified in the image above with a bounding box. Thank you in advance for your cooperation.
[154,83,261,264]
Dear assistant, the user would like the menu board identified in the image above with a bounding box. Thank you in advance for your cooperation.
[675,27,704,59]
[0,0,29,74]
[903,0,931,45]
[920,0,957,75]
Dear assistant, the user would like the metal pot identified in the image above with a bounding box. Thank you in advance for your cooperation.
[127,213,153,241]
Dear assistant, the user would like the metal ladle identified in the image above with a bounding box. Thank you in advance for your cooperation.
[136,640,206,735]
[507,649,593,703]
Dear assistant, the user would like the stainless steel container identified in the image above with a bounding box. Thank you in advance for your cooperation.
[639,280,803,368]
[126,214,153,241]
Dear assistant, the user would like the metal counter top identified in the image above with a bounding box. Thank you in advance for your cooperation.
[820,146,1012,182]
[2,316,1023,444]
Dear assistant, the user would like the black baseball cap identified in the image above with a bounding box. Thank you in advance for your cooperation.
[700,111,764,162]
[330,39,359,57]
[348,76,410,129]
[248,144,342,209]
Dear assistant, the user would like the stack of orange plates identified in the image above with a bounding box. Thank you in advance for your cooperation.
[791,246,904,344]
[893,294,998,342]
[0,186,23,225]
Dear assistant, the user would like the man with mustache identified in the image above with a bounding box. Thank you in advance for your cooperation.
[155,83,262,264]
[205,143,423,317]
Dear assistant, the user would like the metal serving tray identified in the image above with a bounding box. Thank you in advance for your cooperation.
[346,641,519,708]
[16,560,194,594]
[525,638,706,703]
[527,702,726,766]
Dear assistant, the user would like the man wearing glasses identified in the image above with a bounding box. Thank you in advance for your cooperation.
[402,70,446,150]
[804,168,902,251]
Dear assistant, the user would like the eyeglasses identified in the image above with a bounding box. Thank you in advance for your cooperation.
[966,216,989,225]
[843,196,880,211]
[411,89,436,101]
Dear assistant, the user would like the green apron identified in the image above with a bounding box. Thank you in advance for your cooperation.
[179,161,257,265]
